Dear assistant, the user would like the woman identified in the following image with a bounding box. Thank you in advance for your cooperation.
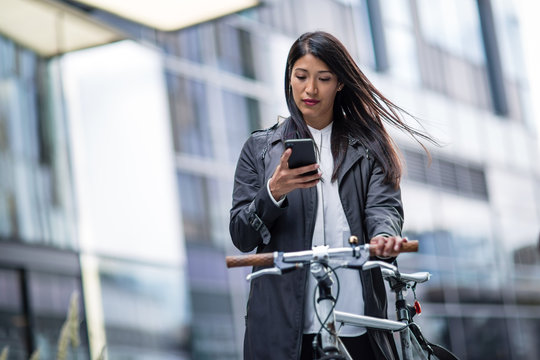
[230,31,432,360]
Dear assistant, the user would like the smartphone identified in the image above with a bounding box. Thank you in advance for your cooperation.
[284,138,318,176]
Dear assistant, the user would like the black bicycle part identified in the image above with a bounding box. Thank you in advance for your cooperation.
[311,330,346,360]
[317,345,345,360]
[409,323,435,355]
[316,271,335,303]
[429,343,460,360]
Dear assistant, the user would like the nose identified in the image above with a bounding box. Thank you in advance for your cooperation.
[305,78,317,95]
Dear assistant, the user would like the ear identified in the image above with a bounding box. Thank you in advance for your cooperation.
[337,83,344,91]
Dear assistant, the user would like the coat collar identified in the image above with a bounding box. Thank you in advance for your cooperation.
[265,117,369,181]
[268,117,290,145]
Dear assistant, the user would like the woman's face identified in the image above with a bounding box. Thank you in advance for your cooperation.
[290,53,341,129]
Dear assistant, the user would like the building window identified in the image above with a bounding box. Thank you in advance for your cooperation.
[0,269,27,358]
[166,74,213,158]
[186,244,239,359]
[222,90,260,163]
[177,171,214,244]
[417,0,484,64]
[380,0,420,83]
[0,36,76,248]
[403,148,489,200]
[0,267,88,359]
[28,272,88,359]
[489,0,527,121]
[98,260,190,359]
[214,23,256,79]
[415,0,492,111]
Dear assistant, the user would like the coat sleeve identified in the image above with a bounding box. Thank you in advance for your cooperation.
[229,135,287,252]
[364,159,404,239]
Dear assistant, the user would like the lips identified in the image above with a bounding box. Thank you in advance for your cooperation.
[303,98,320,106]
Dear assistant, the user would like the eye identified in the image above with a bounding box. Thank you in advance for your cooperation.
[319,78,331,82]
[295,75,306,80]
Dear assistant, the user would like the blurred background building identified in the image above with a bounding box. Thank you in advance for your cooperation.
[1,0,539,359]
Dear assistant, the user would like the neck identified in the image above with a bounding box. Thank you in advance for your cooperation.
[305,115,333,130]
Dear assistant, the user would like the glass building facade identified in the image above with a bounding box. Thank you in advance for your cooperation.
[0,34,87,359]
[1,0,539,359]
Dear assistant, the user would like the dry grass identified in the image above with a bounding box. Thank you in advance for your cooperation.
[1,291,87,360]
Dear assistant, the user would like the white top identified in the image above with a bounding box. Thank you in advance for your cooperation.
[303,123,366,336]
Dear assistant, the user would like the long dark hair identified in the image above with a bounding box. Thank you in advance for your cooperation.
[284,31,434,187]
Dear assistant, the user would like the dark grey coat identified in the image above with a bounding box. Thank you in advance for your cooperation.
[230,118,403,360]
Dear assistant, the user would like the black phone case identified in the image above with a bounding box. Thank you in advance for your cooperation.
[284,139,317,175]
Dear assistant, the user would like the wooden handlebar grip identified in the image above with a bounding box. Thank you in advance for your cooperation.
[226,253,275,268]
[401,240,418,252]
[369,239,419,255]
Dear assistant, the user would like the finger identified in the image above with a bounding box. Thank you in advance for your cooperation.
[296,178,320,188]
[383,238,395,257]
[376,236,385,256]
[294,171,322,185]
[296,179,319,187]
[296,170,321,183]
[369,236,384,256]
[292,163,319,176]
[393,236,406,252]
[281,148,292,168]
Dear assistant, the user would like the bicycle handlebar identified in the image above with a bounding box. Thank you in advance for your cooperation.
[226,240,418,268]
[392,240,418,253]
[226,252,275,268]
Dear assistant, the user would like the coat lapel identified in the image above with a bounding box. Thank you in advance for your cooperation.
[337,137,367,184]
[263,119,318,250]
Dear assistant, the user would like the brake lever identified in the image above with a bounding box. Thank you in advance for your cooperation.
[362,260,398,272]
[247,267,282,281]
[246,251,303,281]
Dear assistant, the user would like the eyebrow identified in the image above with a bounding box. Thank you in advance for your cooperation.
[293,68,333,74]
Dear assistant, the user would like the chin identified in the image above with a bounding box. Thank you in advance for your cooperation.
[300,112,316,121]
[299,108,317,116]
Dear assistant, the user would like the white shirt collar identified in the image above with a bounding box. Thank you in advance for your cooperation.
[307,122,333,137]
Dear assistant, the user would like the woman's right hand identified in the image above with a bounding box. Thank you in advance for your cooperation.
[268,148,321,201]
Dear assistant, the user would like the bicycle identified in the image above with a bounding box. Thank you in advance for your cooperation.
[226,236,459,360]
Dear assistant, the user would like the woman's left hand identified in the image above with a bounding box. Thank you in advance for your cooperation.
[369,235,408,258]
